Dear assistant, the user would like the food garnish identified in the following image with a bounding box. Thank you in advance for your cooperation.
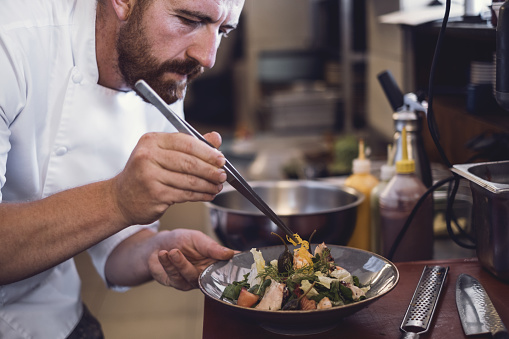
[287,233,313,269]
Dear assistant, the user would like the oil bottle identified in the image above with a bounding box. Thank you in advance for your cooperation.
[344,138,379,251]
[379,127,433,261]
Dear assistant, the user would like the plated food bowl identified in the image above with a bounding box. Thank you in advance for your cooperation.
[206,180,364,251]
[199,244,399,335]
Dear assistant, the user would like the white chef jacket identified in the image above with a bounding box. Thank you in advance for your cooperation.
[0,1,183,338]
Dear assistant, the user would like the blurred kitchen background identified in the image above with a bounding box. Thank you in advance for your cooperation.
[76,0,509,337]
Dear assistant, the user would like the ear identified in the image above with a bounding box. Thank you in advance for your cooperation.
[110,0,136,21]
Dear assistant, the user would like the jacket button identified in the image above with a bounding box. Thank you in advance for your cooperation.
[55,146,68,156]
[72,72,83,84]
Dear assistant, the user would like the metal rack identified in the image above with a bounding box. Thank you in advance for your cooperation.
[340,0,367,133]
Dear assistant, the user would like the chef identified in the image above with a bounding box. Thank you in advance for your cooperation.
[0,0,244,337]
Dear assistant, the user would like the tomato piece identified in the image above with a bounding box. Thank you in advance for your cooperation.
[237,288,260,308]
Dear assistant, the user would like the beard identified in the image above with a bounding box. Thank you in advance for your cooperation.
[116,3,204,104]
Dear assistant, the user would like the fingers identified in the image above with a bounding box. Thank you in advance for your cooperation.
[113,132,228,225]
[157,249,198,291]
[203,131,222,149]
[196,234,235,261]
[148,250,172,286]
[151,133,227,193]
[156,132,225,169]
[150,230,235,291]
[156,153,226,190]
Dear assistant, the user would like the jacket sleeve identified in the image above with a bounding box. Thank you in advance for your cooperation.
[87,222,160,291]
[0,27,27,200]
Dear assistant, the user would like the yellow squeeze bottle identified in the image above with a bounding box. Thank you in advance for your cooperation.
[344,138,379,251]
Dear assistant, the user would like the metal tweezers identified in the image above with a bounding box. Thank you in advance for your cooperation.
[135,80,297,242]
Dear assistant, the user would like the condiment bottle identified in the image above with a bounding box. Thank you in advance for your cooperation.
[370,144,396,254]
[392,108,432,188]
[379,127,434,262]
[344,138,379,251]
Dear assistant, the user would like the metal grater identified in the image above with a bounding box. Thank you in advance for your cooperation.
[400,265,449,339]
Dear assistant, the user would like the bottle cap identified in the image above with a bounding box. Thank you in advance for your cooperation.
[396,127,415,173]
[352,138,371,174]
[380,144,396,180]
[380,164,396,180]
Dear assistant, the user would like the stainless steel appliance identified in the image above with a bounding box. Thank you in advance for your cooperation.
[452,160,509,282]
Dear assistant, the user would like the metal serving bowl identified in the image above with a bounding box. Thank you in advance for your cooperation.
[199,244,399,335]
[206,180,364,251]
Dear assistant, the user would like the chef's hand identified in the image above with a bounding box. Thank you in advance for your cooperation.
[148,229,235,290]
[112,132,226,227]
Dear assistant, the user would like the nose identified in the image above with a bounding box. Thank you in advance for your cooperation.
[186,28,221,69]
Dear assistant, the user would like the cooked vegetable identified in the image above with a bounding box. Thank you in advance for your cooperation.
[237,288,260,308]
[282,281,316,310]
[271,232,293,274]
[220,273,250,301]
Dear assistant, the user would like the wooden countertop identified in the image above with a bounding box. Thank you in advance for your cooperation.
[202,258,509,338]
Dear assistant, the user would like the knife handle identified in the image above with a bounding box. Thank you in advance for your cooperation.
[494,330,509,339]
[400,332,419,339]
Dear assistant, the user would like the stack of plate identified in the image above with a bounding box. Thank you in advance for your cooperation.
[466,59,497,114]
[470,60,495,86]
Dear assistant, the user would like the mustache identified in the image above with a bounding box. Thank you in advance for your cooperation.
[132,58,205,104]
[144,58,203,80]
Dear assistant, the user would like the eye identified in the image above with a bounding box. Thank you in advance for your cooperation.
[178,16,201,27]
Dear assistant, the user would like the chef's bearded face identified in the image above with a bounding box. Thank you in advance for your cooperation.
[116,0,204,104]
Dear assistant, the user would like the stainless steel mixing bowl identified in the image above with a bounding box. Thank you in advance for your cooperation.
[206,180,364,251]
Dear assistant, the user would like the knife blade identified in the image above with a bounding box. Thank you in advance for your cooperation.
[456,273,509,338]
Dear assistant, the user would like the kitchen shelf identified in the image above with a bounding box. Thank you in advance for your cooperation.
[399,18,509,166]
[406,20,496,96]
[422,96,509,166]
[419,17,496,37]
